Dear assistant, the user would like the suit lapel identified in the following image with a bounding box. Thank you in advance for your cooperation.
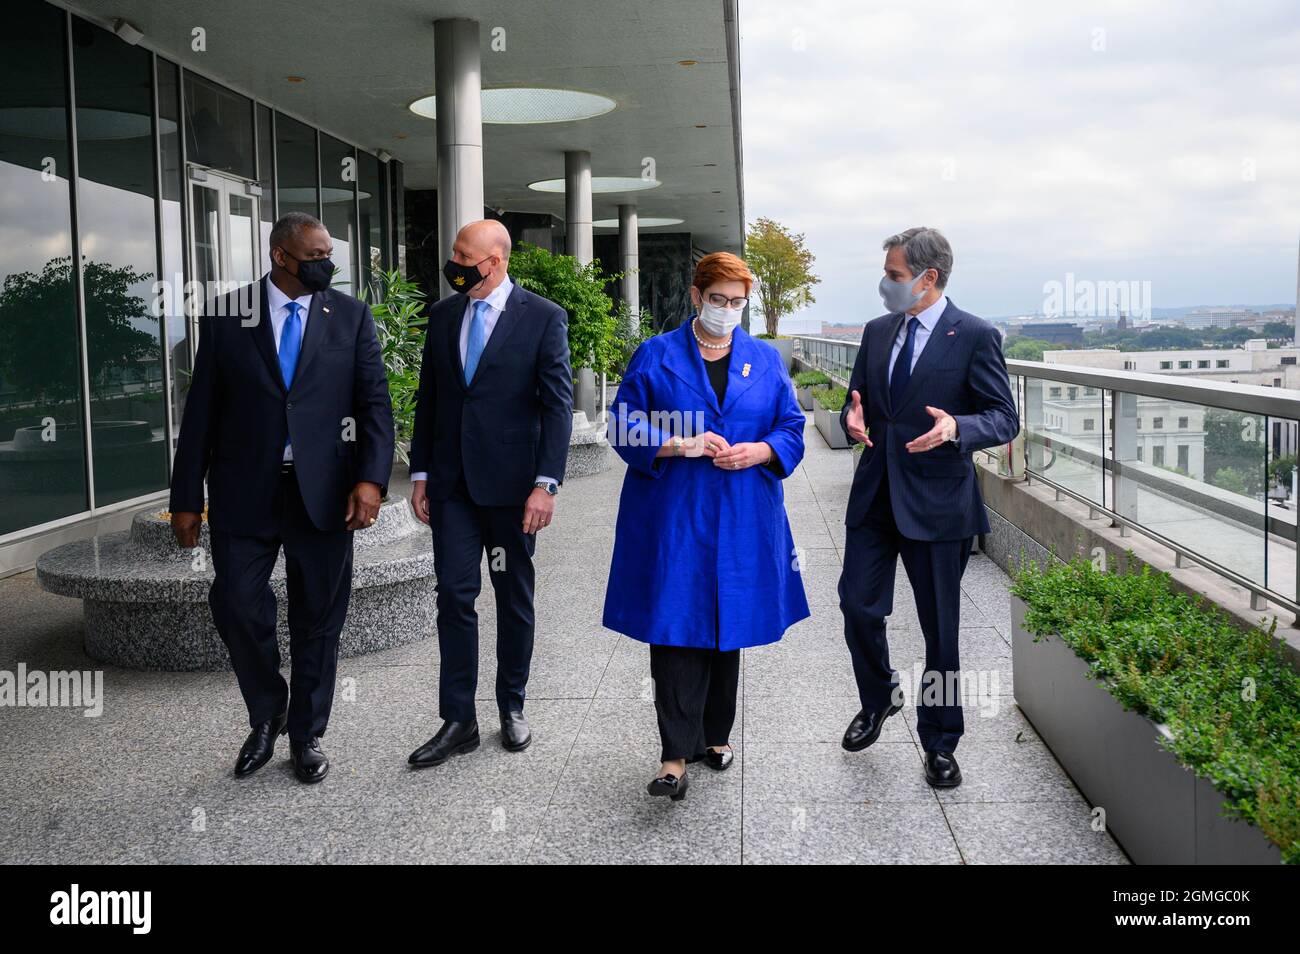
[720,326,763,413]
[288,288,329,390]
[444,295,468,392]
[663,320,721,415]
[894,300,964,413]
[251,277,285,394]
[876,313,904,415]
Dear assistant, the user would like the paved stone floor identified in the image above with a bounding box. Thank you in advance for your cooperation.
[0,412,1128,864]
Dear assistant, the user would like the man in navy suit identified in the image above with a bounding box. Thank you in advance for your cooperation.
[405,219,573,767]
[837,227,1019,788]
[169,211,394,784]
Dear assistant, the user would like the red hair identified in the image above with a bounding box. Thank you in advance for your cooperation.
[692,251,753,295]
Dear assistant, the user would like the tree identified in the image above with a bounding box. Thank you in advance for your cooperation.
[745,217,819,338]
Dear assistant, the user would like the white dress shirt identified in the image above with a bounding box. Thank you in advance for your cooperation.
[886,294,947,386]
[266,279,314,461]
[411,275,558,489]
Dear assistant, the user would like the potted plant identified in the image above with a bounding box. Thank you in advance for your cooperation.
[793,370,831,410]
[364,269,427,466]
[813,386,849,449]
[1010,552,1296,864]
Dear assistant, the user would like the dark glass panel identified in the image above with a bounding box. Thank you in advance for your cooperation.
[71,16,168,506]
[0,2,88,534]
[182,71,254,180]
[319,133,355,294]
[274,111,317,219]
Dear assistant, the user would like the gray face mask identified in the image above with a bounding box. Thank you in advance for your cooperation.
[879,270,930,313]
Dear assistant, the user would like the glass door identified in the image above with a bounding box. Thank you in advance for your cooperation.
[185,167,262,365]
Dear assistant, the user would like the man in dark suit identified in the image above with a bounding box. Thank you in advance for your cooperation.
[406,219,573,767]
[169,211,394,784]
[837,227,1019,789]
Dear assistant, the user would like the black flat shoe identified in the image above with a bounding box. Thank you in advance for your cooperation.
[234,711,288,777]
[647,772,689,801]
[500,710,532,752]
[703,746,734,771]
[924,750,962,788]
[290,737,329,784]
[841,702,903,752]
[408,720,480,768]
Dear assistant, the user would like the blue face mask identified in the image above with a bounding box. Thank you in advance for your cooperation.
[879,270,931,313]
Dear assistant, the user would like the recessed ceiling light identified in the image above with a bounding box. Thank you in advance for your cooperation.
[285,76,306,83]
[694,124,707,128]
[677,59,698,66]
[409,87,616,124]
[592,217,684,228]
[527,176,661,194]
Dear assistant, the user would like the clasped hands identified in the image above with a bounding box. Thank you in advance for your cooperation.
[843,390,957,452]
[676,432,772,470]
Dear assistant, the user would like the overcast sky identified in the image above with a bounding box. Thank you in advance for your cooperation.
[739,0,1300,321]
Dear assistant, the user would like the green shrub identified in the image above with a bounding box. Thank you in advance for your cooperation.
[364,269,427,464]
[1011,553,1300,863]
[793,371,831,388]
[814,386,846,412]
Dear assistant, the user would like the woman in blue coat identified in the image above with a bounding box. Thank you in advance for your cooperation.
[603,252,810,801]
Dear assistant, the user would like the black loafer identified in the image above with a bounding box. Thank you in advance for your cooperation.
[500,710,532,752]
[647,772,689,801]
[703,746,734,771]
[290,737,329,784]
[408,720,480,768]
[234,711,288,777]
[841,702,903,752]
[924,750,962,788]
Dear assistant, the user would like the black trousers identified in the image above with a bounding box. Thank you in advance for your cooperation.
[428,470,537,722]
[649,643,740,762]
[838,464,973,753]
[208,466,354,743]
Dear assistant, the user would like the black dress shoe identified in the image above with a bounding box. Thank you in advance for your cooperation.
[924,750,962,788]
[290,737,329,784]
[646,772,689,801]
[234,711,288,777]
[408,720,480,768]
[500,710,532,752]
[841,702,903,752]
[702,746,734,771]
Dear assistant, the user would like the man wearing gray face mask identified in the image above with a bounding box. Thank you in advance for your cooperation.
[837,227,1019,789]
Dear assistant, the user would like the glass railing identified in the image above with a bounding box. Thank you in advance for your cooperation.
[791,335,1300,617]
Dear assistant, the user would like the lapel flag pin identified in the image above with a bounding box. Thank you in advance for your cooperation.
[323,306,330,314]
[742,362,751,377]
[946,329,955,335]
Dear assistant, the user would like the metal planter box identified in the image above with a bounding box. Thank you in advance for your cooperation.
[1010,594,1281,865]
[797,385,818,411]
[814,403,849,450]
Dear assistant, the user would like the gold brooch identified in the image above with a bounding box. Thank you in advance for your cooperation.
[742,363,751,377]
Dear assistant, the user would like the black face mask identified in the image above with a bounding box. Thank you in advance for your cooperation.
[443,256,491,294]
[281,249,334,292]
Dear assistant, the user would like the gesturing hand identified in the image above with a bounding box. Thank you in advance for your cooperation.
[905,405,958,453]
[713,441,773,471]
[845,390,871,446]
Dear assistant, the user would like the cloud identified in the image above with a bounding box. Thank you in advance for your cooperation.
[740,0,1300,318]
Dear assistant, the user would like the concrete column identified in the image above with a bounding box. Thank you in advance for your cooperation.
[564,150,593,264]
[434,18,484,297]
[618,203,639,339]
[566,150,596,419]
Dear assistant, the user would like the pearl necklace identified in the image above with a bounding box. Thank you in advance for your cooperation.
[692,318,732,350]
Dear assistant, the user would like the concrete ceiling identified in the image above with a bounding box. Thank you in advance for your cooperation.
[58,0,745,251]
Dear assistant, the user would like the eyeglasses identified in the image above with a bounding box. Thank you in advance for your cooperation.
[705,293,749,310]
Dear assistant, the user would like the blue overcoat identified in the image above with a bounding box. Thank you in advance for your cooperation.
[601,320,811,650]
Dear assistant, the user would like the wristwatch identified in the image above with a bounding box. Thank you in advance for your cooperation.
[534,480,558,496]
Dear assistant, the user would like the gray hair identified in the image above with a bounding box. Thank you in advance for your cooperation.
[882,227,953,289]
[270,211,325,249]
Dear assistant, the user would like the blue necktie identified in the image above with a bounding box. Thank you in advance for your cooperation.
[464,299,490,384]
[889,315,919,409]
[279,301,303,390]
